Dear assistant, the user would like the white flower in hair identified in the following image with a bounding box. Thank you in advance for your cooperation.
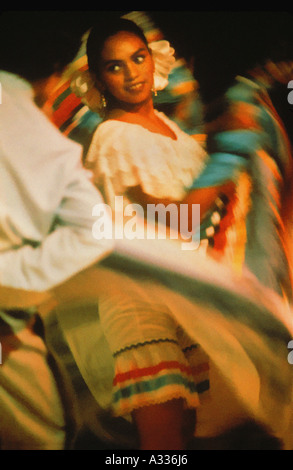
[148,40,176,91]
[70,70,95,97]
[70,70,104,113]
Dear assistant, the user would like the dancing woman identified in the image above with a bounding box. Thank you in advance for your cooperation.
[49,15,293,450]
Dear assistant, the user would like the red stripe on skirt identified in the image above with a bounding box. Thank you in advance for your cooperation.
[113,361,209,386]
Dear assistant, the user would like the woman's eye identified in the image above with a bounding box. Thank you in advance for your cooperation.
[134,55,145,64]
[107,63,121,73]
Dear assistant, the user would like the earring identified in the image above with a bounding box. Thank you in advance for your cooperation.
[96,92,107,116]
[100,93,107,110]
[152,86,158,97]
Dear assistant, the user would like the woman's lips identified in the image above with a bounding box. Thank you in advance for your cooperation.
[126,82,145,92]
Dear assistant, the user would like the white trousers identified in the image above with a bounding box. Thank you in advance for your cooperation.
[0,315,67,450]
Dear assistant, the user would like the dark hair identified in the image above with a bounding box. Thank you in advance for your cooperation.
[0,11,88,81]
[86,17,149,78]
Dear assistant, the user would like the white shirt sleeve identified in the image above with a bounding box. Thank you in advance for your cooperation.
[0,72,114,292]
[0,161,114,291]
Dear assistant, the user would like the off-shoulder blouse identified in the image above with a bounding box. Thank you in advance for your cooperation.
[86,110,208,208]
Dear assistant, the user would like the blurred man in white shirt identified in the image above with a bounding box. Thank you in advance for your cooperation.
[0,12,113,449]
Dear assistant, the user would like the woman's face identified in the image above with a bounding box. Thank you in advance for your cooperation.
[97,31,155,107]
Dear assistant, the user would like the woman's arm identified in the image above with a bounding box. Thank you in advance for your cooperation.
[127,180,236,232]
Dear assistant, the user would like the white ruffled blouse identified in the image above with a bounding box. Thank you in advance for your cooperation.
[86,111,207,208]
